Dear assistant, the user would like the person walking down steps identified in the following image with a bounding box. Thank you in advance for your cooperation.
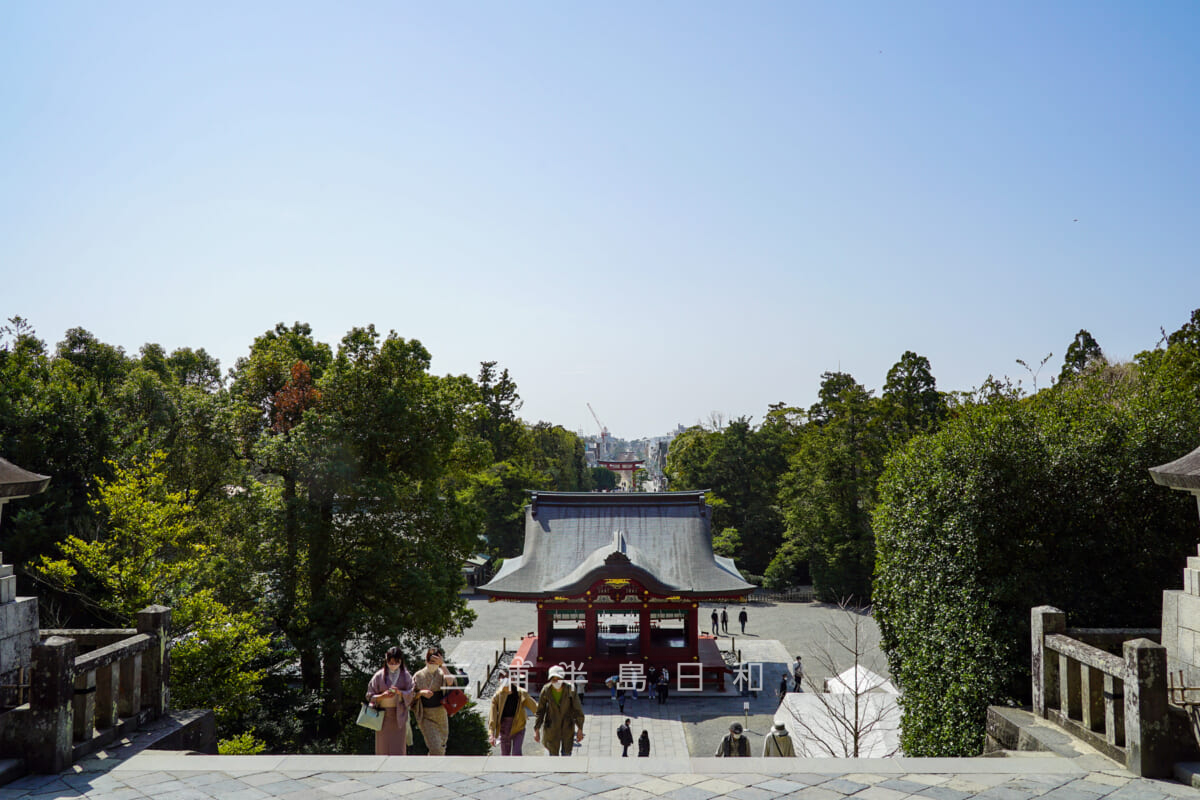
[617,718,633,757]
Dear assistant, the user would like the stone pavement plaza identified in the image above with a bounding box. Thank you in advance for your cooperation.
[6,597,1200,798]
[6,751,1200,800]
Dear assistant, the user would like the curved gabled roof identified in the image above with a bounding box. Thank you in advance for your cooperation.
[1151,445,1200,492]
[480,491,754,599]
[0,457,50,499]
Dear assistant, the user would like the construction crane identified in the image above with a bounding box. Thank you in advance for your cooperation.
[587,403,610,461]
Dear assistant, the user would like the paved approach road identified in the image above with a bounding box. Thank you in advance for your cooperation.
[443,593,888,759]
[442,592,887,690]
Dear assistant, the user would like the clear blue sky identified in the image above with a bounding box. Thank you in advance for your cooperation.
[4,1,1199,439]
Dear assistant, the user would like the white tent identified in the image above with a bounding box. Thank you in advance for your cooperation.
[823,664,899,695]
[774,691,901,758]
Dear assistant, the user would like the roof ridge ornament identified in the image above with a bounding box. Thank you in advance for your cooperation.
[605,531,631,565]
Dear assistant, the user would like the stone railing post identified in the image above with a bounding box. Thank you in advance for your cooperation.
[1031,606,1065,718]
[27,636,76,773]
[136,605,171,717]
[1123,637,1171,778]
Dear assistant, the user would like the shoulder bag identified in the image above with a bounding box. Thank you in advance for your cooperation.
[356,703,385,731]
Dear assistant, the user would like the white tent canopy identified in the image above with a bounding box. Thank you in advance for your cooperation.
[824,664,899,695]
[774,692,901,757]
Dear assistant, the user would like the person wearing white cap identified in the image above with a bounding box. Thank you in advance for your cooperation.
[763,721,796,757]
[533,665,585,755]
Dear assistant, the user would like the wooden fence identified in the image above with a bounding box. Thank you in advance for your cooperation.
[750,586,815,603]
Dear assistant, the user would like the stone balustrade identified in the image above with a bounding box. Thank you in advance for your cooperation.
[15,606,170,773]
[1031,605,1190,778]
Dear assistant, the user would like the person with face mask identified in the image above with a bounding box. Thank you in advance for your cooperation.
[533,665,585,755]
[487,668,537,755]
[365,646,414,755]
[715,722,750,757]
[412,647,453,755]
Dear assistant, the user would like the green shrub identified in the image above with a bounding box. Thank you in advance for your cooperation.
[874,352,1200,756]
[218,731,267,755]
[407,704,490,755]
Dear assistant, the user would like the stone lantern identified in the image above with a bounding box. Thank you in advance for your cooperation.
[0,456,50,709]
[1150,444,1200,687]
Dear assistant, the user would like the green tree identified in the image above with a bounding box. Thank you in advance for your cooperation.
[703,417,787,577]
[524,422,588,492]
[466,459,550,557]
[234,324,478,737]
[0,322,124,573]
[32,452,201,620]
[29,452,270,735]
[1058,329,1105,383]
[873,326,1200,756]
[663,426,718,491]
[774,372,885,599]
[474,361,523,463]
[665,419,788,578]
[170,590,271,730]
[586,465,619,491]
[881,351,946,442]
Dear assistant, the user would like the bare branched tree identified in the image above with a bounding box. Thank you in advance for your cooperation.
[1015,352,1053,392]
[783,599,900,757]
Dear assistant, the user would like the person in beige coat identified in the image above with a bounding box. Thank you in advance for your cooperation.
[411,647,452,755]
[533,665,585,755]
[763,721,796,757]
[488,668,538,755]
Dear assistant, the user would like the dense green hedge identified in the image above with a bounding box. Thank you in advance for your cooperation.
[874,353,1200,756]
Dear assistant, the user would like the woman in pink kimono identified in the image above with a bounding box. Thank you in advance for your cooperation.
[366,647,414,755]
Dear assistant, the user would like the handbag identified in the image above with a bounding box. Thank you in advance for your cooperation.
[356,703,384,731]
[443,688,469,716]
[441,665,469,716]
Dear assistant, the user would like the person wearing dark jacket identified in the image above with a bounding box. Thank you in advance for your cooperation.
[617,718,633,757]
[638,729,650,757]
[715,722,750,757]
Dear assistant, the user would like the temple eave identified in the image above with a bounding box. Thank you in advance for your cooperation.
[1150,445,1200,491]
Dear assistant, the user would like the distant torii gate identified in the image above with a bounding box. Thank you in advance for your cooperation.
[597,459,644,491]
